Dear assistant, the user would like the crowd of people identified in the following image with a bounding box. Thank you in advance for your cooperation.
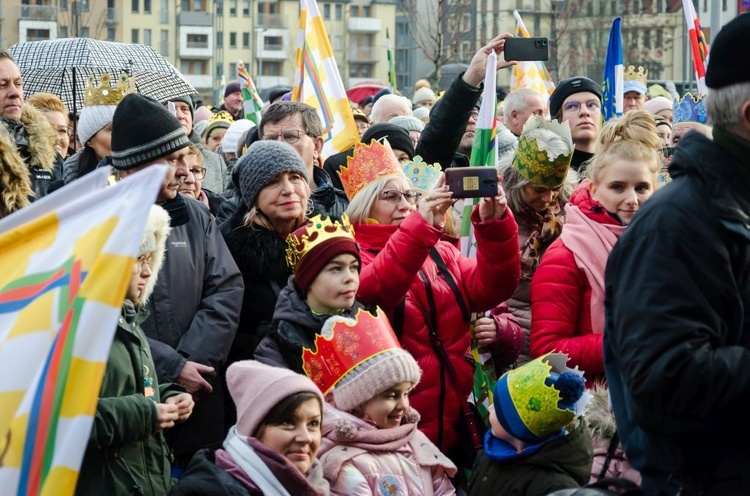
[2,12,750,496]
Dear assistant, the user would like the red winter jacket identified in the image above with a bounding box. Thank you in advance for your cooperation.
[355,208,520,453]
[529,186,621,384]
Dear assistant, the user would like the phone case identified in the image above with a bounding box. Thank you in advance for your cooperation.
[504,37,549,61]
[445,167,498,199]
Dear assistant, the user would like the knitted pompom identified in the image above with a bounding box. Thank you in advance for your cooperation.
[554,371,585,409]
[335,418,358,440]
[403,408,421,425]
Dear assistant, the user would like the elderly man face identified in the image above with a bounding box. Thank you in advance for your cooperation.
[0,57,24,121]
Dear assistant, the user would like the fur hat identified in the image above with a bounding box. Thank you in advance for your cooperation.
[549,77,603,118]
[389,115,425,133]
[221,119,255,157]
[361,123,414,158]
[412,86,436,105]
[111,94,191,170]
[706,13,750,89]
[236,140,308,209]
[137,205,171,305]
[227,360,324,438]
[77,105,117,145]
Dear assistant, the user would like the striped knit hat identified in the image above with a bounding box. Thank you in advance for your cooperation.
[111,93,191,170]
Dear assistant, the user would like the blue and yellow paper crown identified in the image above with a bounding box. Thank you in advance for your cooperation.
[673,92,708,125]
[494,353,590,444]
[401,156,442,194]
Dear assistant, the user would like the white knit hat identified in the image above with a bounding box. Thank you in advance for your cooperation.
[412,87,436,105]
[221,119,255,156]
[77,105,117,145]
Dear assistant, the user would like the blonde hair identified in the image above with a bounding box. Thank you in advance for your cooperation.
[587,110,661,185]
[26,92,68,116]
[346,176,405,224]
[186,142,204,166]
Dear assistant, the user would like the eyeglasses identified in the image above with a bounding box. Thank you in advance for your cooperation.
[378,190,422,205]
[134,255,153,272]
[261,129,307,145]
[562,100,601,114]
[189,167,206,179]
[54,126,69,139]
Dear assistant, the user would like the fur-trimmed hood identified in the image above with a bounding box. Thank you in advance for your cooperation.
[584,385,617,442]
[19,104,58,174]
[136,205,171,305]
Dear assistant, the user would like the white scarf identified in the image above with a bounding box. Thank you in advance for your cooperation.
[223,427,292,496]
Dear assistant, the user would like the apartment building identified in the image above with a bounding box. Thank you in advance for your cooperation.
[1,0,396,105]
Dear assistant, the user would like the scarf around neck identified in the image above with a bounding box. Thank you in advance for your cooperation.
[223,427,292,496]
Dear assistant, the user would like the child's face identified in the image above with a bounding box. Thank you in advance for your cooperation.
[257,398,322,475]
[590,158,654,225]
[358,381,412,429]
[126,255,152,304]
[306,253,359,314]
[488,404,505,438]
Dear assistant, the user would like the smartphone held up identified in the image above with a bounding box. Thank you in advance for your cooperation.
[445,167,498,199]
[504,37,549,61]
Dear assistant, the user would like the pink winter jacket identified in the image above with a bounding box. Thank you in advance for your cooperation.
[318,404,457,496]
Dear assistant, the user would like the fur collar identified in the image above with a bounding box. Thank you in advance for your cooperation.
[17,105,58,173]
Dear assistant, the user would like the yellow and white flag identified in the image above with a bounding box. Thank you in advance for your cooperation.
[0,166,166,496]
[292,0,359,160]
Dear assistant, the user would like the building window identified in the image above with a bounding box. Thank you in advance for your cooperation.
[132,0,139,13]
[145,0,152,13]
[216,31,223,48]
[216,0,223,15]
[229,62,237,77]
[60,0,68,11]
[187,33,209,48]
[643,28,651,49]
[242,32,250,48]
[323,3,331,19]
[161,29,169,55]
[335,4,342,20]
[132,29,139,43]
[264,36,283,50]
[181,60,208,75]
[230,0,237,15]
[79,0,91,12]
[242,0,250,15]
[262,61,281,76]
[144,28,152,46]
[59,26,68,38]
[161,0,168,22]
[81,27,90,38]
[27,29,51,41]
[333,35,342,51]
[107,27,116,41]
[656,29,663,48]
[230,32,237,48]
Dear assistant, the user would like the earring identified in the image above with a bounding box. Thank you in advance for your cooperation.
[305,198,314,217]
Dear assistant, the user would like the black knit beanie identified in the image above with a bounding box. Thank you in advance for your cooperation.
[549,77,603,118]
[111,94,191,170]
[361,123,415,158]
[706,13,750,89]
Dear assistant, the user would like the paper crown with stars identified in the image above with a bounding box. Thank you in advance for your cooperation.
[83,72,135,107]
[285,214,357,269]
[512,117,574,188]
[673,92,708,125]
[401,156,442,194]
[338,139,406,200]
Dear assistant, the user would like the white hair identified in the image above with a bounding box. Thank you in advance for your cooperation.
[370,95,412,124]
[705,82,750,128]
[503,88,545,115]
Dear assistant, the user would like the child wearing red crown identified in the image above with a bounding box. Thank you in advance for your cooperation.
[304,310,457,495]
[254,214,372,373]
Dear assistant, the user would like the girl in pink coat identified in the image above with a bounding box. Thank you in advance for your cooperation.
[305,311,457,495]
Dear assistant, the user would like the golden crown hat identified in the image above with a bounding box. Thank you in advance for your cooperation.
[401,156,442,194]
[301,308,402,395]
[83,72,135,107]
[339,139,406,200]
[285,214,357,269]
[494,353,591,444]
[513,117,574,188]
[623,65,648,94]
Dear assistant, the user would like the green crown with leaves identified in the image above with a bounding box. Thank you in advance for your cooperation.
[402,156,443,194]
[512,117,574,188]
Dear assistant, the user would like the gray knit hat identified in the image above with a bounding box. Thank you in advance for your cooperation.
[237,140,309,209]
[111,94,191,170]
[389,115,425,133]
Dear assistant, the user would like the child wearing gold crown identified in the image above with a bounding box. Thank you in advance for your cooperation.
[468,353,592,495]
[254,213,370,373]
[305,310,457,495]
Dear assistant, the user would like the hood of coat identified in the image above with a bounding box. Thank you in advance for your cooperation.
[19,105,58,174]
[0,121,32,218]
[137,205,171,306]
[521,420,593,485]
[584,386,617,443]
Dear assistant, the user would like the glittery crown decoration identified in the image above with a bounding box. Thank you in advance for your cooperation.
[673,92,708,125]
[496,353,591,443]
[209,110,234,125]
[402,156,443,194]
[623,65,648,85]
[285,214,356,269]
[302,308,402,395]
[339,139,406,200]
[83,72,135,107]
[512,117,574,188]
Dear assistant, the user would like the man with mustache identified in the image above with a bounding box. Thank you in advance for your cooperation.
[549,77,603,174]
[111,93,244,473]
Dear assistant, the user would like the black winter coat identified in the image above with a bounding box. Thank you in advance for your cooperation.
[604,130,750,495]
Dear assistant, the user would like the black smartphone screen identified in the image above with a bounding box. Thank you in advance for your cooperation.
[504,37,549,61]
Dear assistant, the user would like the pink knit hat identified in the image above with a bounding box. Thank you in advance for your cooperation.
[226,360,324,438]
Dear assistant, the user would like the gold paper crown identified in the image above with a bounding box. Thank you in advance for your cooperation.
[513,117,574,188]
[339,139,406,200]
[301,308,402,394]
[84,72,135,107]
[402,156,443,194]
[624,65,648,85]
[285,214,356,269]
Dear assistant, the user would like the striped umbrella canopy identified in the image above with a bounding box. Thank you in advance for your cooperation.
[9,38,196,116]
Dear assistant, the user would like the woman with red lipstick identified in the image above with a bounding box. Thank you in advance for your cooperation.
[170,360,329,496]
[529,110,660,385]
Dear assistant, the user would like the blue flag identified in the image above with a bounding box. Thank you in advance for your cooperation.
[602,17,623,121]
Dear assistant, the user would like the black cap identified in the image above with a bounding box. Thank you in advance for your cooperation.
[549,77,603,117]
[361,123,414,158]
[706,14,750,89]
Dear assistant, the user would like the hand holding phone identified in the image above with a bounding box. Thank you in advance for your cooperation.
[445,167,498,199]
[503,37,549,61]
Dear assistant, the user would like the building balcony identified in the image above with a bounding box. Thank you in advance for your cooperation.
[183,74,213,89]
[0,5,4,20]
[178,11,213,26]
[348,46,378,63]
[106,7,119,25]
[256,75,290,89]
[258,45,287,61]
[257,13,284,27]
[348,17,381,33]
[179,26,213,58]
[19,4,57,21]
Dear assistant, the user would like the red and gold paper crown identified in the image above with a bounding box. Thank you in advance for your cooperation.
[285,214,356,269]
[338,139,406,200]
[302,308,402,394]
